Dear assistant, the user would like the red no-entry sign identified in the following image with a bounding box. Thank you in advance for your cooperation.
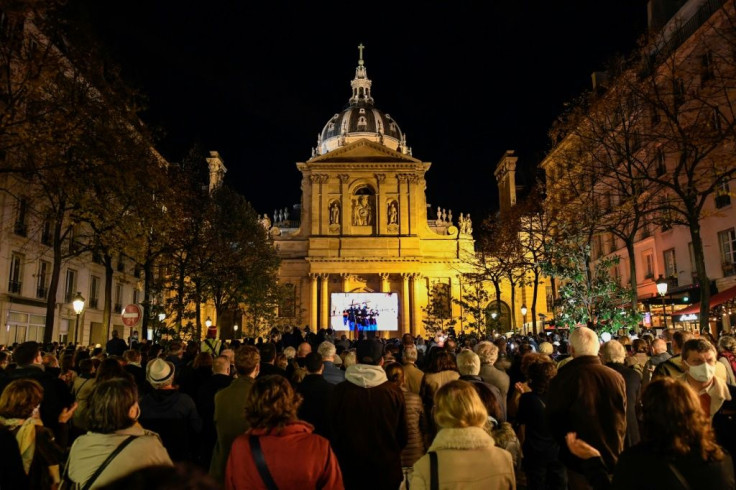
[121,304,142,328]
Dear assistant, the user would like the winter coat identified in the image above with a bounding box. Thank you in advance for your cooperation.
[67,425,172,489]
[547,355,626,474]
[210,375,255,483]
[296,374,334,438]
[606,362,641,448]
[480,363,510,401]
[329,364,408,490]
[138,388,202,463]
[401,386,428,468]
[402,362,425,395]
[406,426,516,490]
[225,421,343,490]
[322,361,346,385]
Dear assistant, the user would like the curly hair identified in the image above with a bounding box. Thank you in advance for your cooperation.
[642,377,724,462]
[527,358,557,395]
[245,375,303,433]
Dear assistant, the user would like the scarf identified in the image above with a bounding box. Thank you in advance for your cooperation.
[0,416,42,474]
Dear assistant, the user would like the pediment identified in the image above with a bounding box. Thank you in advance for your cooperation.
[308,139,422,164]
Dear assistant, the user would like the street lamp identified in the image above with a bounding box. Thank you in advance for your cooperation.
[520,304,528,331]
[656,275,668,329]
[234,324,239,340]
[72,292,85,344]
[205,317,212,328]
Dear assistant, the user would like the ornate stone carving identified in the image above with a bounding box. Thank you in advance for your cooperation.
[396,174,409,183]
[329,201,340,225]
[310,174,329,184]
[375,173,386,184]
[379,273,390,282]
[352,195,374,226]
[338,174,350,184]
[387,200,398,225]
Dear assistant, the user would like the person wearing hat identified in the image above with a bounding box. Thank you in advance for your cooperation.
[328,338,407,490]
[138,358,202,463]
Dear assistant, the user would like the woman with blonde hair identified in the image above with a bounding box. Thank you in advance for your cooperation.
[407,379,515,489]
[225,375,343,489]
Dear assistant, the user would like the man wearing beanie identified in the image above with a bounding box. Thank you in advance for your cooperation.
[329,338,407,490]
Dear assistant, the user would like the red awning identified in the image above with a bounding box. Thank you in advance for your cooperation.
[676,284,736,316]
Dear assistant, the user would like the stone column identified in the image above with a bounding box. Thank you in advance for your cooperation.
[339,174,350,235]
[401,273,411,336]
[379,273,390,293]
[320,273,330,329]
[411,273,423,337]
[375,173,385,234]
[309,274,318,331]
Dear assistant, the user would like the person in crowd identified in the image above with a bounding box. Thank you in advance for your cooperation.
[105,330,128,357]
[0,341,76,447]
[295,352,334,437]
[679,338,731,418]
[177,352,213,400]
[717,335,736,387]
[420,349,460,438]
[642,337,671,386]
[225,375,343,489]
[653,330,692,378]
[600,340,641,448]
[342,349,356,370]
[475,341,510,402]
[72,357,132,434]
[67,378,173,488]
[318,341,345,385]
[258,342,285,378]
[385,362,428,478]
[624,338,649,378]
[195,355,233,468]
[122,349,148,395]
[538,341,554,357]
[515,357,564,490]
[566,377,735,490]
[286,341,312,382]
[508,343,534,389]
[139,358,202,463]
[509,352,550,421]
[401,344,425,395]
[41,354,60,378]
[0,379,65,489]
[164,341,185,373]
[329,338,407,490]
[210,345,260,483]
[547,326,626,490]
[457,349,507,422]
[59,353,77,388]
[406,379,515,489]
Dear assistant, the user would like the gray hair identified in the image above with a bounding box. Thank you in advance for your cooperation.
[600,340,626,364]
[317,341,336,360]
[718,335,736,354]
[474,341,498,364]
[456,350,481,376]
[283,346,296,360]
[570,326,600,357]
[403,345,418,362]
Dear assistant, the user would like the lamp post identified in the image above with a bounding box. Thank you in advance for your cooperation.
[72,292,85,344]
[234,324,239,340]
[158,312,166,341]
[656,275,668,329]
[205,317,212,329]
[520,305,528,333]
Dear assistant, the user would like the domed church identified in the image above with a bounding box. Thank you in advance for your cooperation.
[264,45,499,337]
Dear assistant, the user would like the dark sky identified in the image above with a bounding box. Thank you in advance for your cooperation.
[84,1,649,220]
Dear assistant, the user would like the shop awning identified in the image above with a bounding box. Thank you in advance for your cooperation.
[676,284,736,316]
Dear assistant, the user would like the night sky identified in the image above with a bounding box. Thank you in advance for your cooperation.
[84,1,648,221]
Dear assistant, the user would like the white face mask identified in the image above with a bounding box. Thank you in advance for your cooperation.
[686,361,716,383]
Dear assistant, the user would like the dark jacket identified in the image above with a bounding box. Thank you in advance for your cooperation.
[0,426,28,490]
[323,360,346,385]
[258,362,286,378]
[0,365,74,445]
[329,364,408,490]
[195,373,233,467]
[548,355,626,474]
[105,337,127,357]
[606,362,641,448]
[139,389,202,463]
[123,363,148,396]
[580,441,736,490]
[459,374,507,422]
[296,373,334,437]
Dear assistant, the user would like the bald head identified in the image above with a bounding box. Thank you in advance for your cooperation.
[297,342,312,358]
[652,338,668,355]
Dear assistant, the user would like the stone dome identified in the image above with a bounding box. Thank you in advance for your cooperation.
[314,45,410,157]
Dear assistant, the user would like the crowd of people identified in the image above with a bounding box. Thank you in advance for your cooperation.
[0,324,735,489]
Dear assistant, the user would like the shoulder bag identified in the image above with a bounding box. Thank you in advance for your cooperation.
[61,435,137,490]
[250,435,278,490]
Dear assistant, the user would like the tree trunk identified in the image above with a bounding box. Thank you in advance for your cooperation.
[689,224,712,335]
[532,270,540,335]
[43,217,64,345]
[143,257,154,340]
[102,253,113,342]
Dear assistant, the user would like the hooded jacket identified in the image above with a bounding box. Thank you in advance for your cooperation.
[329,363,407,490]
